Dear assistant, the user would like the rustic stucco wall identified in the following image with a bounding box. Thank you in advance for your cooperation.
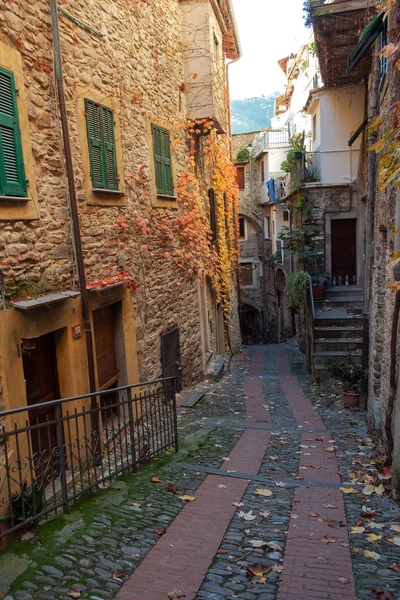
[0,0,239,400]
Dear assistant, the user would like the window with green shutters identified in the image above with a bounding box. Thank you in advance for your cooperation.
[85,99,118,191]
[0,67,27,197]
[151,125,174,196]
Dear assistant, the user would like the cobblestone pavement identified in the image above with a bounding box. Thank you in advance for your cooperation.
[2,342,400,600]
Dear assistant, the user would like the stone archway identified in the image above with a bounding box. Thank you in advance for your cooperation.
[240,303,262,345]
[275,268,294,343]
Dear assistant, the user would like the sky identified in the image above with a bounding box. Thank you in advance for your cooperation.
[229,0,310,100]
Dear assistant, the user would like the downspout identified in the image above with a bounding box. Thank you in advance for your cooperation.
[50,1,98,433]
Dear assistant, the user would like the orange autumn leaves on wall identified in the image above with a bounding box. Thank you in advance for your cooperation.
[123,119,239,317]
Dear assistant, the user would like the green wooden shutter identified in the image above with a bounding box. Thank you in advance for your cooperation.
[152,125,164,194]
[85,99,105,189]
[161,129,173,196]
[101,106,118,190]
[152,125,173,196]
[0,67,26,197]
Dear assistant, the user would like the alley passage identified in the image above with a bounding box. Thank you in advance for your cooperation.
[4,344,400,600]
[117,346,355,600]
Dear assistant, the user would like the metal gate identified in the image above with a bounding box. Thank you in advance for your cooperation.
[161,326,182,392]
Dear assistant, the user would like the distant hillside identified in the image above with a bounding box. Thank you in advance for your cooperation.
[231,94,279,134]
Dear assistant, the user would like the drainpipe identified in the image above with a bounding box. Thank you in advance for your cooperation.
[50,1,98,437]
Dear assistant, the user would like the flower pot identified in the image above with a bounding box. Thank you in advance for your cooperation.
[312,285,325,300]
[342,391,360,408]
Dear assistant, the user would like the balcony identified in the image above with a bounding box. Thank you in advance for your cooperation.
[308,0,378,87]
[253,130,291,157]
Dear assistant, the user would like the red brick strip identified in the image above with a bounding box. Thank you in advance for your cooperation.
[117,368,270,599]
[276,348,356,600]
[117,474,248,600]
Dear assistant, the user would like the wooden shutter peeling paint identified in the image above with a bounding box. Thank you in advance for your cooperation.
[85,99,118,191]
[0,67,27,197]
[152,125,173,196]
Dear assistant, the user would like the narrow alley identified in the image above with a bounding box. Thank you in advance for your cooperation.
[2,344,400,600]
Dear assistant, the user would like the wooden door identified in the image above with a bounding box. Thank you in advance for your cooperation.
[22,333,60,476]
[161,326,182,391]
[331,219,357,282]
[93,305,119,422]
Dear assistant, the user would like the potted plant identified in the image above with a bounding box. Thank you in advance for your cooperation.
[326,359,363,407]
[310,270,330,299]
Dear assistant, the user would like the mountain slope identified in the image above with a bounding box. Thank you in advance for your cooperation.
[230,94,279,134]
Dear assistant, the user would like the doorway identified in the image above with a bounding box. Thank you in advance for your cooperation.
[22,332,61,477]
[93,304,120,423]
[161,326,182,391]
[331,218,357,282]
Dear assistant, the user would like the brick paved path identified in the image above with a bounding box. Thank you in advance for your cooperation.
[118,345,357,600]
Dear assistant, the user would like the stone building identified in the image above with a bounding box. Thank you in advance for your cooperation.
[307,0,400,497]
[232,130,293,344]
[0,0,241,428]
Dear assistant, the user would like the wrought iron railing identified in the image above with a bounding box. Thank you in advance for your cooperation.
[0,377,177,542]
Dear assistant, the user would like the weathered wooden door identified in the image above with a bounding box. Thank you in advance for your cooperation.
[22,333,60,474]
[331,219,357,282]
[93,305,119,422]
[161,326,182,391]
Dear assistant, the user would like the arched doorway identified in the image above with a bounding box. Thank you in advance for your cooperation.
[240,303,262,344]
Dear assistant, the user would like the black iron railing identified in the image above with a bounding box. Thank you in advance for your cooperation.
[0,377,177,542]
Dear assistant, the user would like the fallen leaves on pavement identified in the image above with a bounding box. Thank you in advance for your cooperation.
[167,590,186,599]
[364,550,380,560]
[238,510,257,521]
[340,486,359,494]
[179,495,196,502]
[320,535,336,543]
[150,476,161,483]
[370,588,395,600]
[247,563,270,578]
[167,484,178,494]
[255,488,273,497]
[154,527,167,536]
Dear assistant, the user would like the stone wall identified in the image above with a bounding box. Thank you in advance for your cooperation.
[0,0,239,400]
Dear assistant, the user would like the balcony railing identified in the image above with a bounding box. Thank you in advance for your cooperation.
[0,377,177,542]
[253,130,291,156]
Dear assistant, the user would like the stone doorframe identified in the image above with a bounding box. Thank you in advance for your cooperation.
[324,212,362,286]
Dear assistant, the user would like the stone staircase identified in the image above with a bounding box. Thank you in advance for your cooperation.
[313,286,364,379]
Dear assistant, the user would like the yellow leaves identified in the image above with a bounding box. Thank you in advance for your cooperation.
[370,138,387,153]
[362,483,385,496]
[340,487,359,494]
[367,533,382,543]
[256,488,273,497]
[179,495,196,502]
[351,526,365,534]
[364,550,380,560]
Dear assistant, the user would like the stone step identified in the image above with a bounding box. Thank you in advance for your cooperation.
[325,286,363,298]
[315,297,364,309]
[314,350,362,366]
[314,316,364,328]
[314,326,364,339]
[314,339,363,353]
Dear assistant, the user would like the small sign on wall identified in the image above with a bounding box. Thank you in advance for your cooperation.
[72,324,82,338]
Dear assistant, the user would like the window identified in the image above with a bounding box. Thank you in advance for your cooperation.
[380,19,388,78]
[209,188,217,242]
[239,217,246,239]
[283,210,289,222]
[236,166,245,190]
[152,125,174,196]
[264,216,271,239]
[85,99,118,191]
[0,67,26,197]
[261,160,265,184]
[239,262,253,286]
[312,114,317,142]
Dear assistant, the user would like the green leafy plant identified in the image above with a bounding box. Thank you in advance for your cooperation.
[326,360,363,393]
[287,271,309,310]
[267,251,282,264]
[303,165,320,182]
[278,226,315,268]
[310,270,330,286]
[236,147,250,162]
